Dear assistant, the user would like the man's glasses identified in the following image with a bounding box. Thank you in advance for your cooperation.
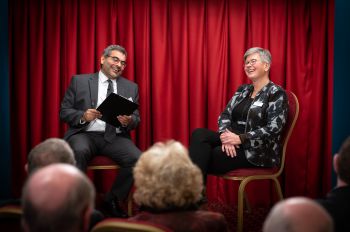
[107,55,127,67]
[244,59,260,67]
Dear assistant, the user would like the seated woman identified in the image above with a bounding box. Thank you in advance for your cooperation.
[129,140,228,232]
[189,47,288,184]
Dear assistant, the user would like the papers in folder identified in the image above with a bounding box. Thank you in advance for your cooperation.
[97,93,139,127]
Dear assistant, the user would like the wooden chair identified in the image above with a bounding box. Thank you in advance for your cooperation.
[0,204,22,216]
[91,218,172,232]
[88,156,120,171]
[216,91,299,232]
[88,156,133,216]
[0,205,22,232]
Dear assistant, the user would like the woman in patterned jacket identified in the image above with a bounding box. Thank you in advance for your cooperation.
[189,47,289,185]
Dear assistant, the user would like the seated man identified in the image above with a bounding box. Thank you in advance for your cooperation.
[129,140,228,232]
[263,197,333,232]
[22,164,95,232]
[60,44,141,218]
[317,136,350,232]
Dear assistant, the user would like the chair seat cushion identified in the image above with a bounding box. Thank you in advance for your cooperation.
[223,167,279,177]
[89,156,117,166]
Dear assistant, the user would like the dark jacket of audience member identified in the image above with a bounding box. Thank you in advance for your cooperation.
[317,136,350,232]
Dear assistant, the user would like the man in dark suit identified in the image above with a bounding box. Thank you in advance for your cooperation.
[60,45,141,218]
[317,136,350,232]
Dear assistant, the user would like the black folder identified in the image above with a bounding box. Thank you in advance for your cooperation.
[97,93,139,127]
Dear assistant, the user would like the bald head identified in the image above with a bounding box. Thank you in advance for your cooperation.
[22,164,95,232]
[263,197,333,232]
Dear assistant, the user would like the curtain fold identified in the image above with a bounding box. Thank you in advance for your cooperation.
[9,0,334,204]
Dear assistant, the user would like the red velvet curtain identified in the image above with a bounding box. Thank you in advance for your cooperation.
[9,0,334,205]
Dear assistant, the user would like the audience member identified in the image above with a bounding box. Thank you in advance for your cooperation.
[0,138,103,230]
[26,138,76,174]
[129,140,228,232]
[22,164,95,232]
[263,197,333,232]
[317,136,350,232]
[0,138,76,208]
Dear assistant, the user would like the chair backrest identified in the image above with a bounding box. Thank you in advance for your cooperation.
[277,91,299,175]
[0,205,22,216]
[0,205,22,232]
[91,218,172,232]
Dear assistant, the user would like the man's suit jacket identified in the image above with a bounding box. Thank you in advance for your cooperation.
[60,72,140,140]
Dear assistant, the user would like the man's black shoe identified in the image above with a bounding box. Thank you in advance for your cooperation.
[103,199,128,218]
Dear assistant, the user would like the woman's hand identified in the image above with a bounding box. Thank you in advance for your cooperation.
[220,129,242,145]
[222,143,237,157]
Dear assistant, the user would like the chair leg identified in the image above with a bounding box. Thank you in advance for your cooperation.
[243,191,251,213]
[127,192,133,216]
[272,178,283,200]
[237,180,248,232]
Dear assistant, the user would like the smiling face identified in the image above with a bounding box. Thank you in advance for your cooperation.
[100,50,127,79]
[244,53,270,81]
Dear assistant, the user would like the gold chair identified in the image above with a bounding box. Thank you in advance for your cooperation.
[0,205,22,232]
[88,156,133,216]
[216,91,299,232]
[0,205,22,216]
[91,218,172,232]
[88,155,120,171]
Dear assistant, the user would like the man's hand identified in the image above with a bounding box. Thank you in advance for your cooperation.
[82,109,102,122]
[117,115,132,127]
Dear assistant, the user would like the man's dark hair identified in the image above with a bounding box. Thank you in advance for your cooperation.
[102,45,127,57]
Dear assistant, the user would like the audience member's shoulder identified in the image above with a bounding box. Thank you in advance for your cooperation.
[195,209,226,220]
[317,186,350,211]
[194,210,228,231]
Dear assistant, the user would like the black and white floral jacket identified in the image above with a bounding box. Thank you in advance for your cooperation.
[218,82,288,167]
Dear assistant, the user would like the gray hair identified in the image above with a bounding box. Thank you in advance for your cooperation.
[27,138,76,174]
[244,47,272,65]
[102,45,127,57]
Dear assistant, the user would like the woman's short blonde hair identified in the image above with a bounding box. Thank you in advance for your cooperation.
[133,140,203,209]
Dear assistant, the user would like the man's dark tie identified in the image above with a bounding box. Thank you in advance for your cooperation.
[104,79,116,142]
